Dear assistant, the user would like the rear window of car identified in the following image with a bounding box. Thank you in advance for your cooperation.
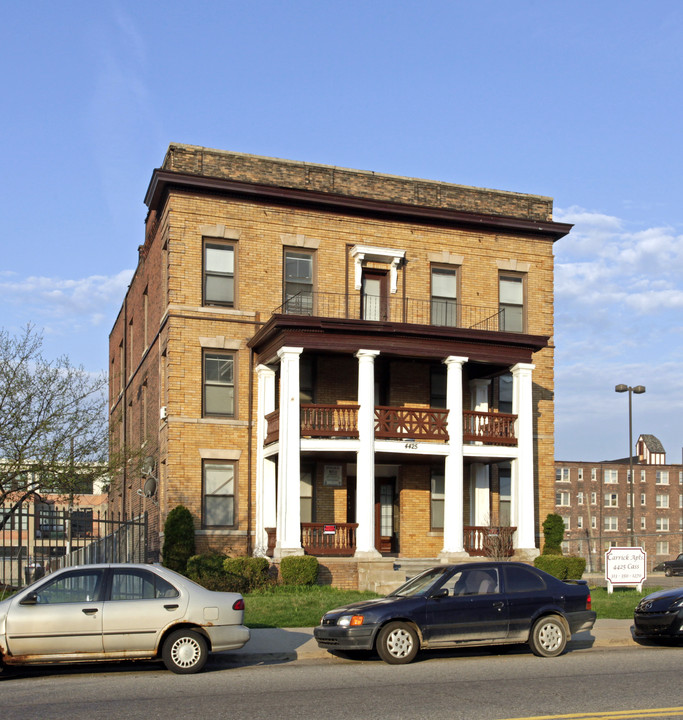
[110,569,179,601]
[503,566,547,593]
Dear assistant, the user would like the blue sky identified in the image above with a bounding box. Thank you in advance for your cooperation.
[2,1,683,462]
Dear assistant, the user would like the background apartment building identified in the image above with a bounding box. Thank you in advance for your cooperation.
[555,434,683,572]
[109,143,570,573]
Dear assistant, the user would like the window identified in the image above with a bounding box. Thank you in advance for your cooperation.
[498,373,513,413]
[33,569,104,604]
[143,287,149,349]
[604,492,618,507]
[431,470,444,530]
[556,491,570,507]
[284,250,314,314]
[591,492,597,505]
[656,517,669,532]
[204,242,235,306]
[656,541,669,555]
[299,354,315,403]
[203,461,235,527]
[110,569,178,601]
[499,464,511,526]
[556,467,570,482]
[204,352,235,417]
[430,366,447,409]
[640,493,646,506]
[641,469,647,483]
[679,471,683,484]
[577,491,584,505]
[300,467,314,523]
[604,516,618,531]
[503,565,546,593]
[655,494,669,508]
[591,468,597,482]
[578,468,584,481]
[561,516,571,530]
[591,516,597,529]
[604,469,618,484]
[430,266,457,326]
[499,274,524,332]
[577,516,584,529]
[641,517,646,530]
[680,495,683,509]
[656,470,669,485]
[627,469,632,484]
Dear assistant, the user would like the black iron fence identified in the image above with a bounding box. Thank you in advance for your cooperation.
[1,504,148,590]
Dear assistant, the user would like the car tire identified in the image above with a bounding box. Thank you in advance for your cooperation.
[665,567,673,577]
[529,616,567,658]
[162,629,209,674]
[376,621,419,665]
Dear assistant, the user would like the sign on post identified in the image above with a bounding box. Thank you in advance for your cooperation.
[605,546,647,594]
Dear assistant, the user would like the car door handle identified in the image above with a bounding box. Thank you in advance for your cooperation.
[164,604,179,610]
[492,602,505,609]
[82,608,99,615]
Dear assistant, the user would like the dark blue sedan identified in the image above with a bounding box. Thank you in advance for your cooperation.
[314,562,595,664]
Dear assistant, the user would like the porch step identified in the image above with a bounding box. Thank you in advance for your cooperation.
[358,558,439,595]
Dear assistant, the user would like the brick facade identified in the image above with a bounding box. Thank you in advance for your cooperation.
[109,144,570,573]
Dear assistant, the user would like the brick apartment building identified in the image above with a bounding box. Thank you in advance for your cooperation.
[108,143,571,577]
[555,434,683,572]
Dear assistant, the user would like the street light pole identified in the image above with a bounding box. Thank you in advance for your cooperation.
[615,383,646,546]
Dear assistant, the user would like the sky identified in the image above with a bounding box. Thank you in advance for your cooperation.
[2,1,683,462]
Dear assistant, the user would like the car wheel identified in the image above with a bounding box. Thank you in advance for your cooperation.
[162,629,209,674]
[529,616,567,658]
[665,568,673,577]
[376,621,419,665]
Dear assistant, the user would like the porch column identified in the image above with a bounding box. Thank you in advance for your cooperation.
[275,347,304,557]
[354,349,381,558]
[511,362,536,552]
[470,379,491,526]
[440,355,469,561]
[254,364,277,557]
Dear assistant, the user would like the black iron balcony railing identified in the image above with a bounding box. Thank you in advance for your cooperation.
[276,292,505,332]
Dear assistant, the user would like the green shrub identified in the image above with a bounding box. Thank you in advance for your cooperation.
[162,505,195,573]
[186,553,228,584]
[223,557,272,594]
[280,555,319,586]
[542,513,565,555]
[535,554,586,580]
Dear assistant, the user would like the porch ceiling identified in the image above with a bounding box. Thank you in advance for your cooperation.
[248,314,547,367]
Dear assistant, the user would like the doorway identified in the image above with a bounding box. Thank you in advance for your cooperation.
[375,478,396,553]
[361,270,388,321]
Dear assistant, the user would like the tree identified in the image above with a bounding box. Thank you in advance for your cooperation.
[162,505,196,573]
[0,325,111,528]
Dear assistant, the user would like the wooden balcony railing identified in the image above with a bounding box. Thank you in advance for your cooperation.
[464,526,516,557]
[463,410,517,445]
[264,406,517,446]
[374,407,449,441]
[301,404,359,438]
[301,523,358,556]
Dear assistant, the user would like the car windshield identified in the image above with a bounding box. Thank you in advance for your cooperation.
[388,567,451,597]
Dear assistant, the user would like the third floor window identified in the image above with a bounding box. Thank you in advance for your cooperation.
[204,242,235,306]
[430,266,457,327]
[499,274,524,332]
[284,250,314,314]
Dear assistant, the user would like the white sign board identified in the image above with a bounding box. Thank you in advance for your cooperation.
[605,546,647,593]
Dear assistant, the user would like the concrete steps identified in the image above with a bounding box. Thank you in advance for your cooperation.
[358,558,440,594]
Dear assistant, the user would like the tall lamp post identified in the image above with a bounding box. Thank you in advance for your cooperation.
[615,383,646,546]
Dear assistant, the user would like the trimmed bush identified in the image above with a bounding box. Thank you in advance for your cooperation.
[223,557,271,593]
[162,505,195,573]
[535,554,586,580]
[542,513,565,555]
[186,553,229,587]
[280,555,319,586]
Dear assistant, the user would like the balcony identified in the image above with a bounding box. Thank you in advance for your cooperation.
[265,405,517,446]
[277,291,504,332]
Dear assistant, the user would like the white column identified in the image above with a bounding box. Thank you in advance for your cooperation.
[354,349,381,558]
[275,347,304,557]
[254,364,276,556]
[511,362,536,551]
[469,378,491,525]
[440,355,469,560]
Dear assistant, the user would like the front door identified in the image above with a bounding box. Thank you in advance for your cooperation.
[375,478,395,553]
[362,270,388,321]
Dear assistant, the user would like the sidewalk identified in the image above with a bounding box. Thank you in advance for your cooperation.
[221,619,636,665]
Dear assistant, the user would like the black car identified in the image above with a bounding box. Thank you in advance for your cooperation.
[314,562,595,664]
[652,553,683,577]
[633,587,683,641]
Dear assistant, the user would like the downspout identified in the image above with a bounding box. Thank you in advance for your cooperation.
[247,345,255,556]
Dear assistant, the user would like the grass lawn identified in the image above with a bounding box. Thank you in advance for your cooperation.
[589,585,660,620]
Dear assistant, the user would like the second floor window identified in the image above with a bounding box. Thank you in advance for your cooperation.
[556,467,570,482]
[499,274,524,332]
[203,461,235,527]
[284,250,314,314]
[604,469,618,483]
[656,470,669,485]
[656,494,669,508]
[431,470,445,530]
[604,492,618,507]
[204,353,235,417]
[430,266,457,327]
[204,243,235,306]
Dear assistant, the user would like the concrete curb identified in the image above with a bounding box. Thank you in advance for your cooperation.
[217,619,637,665]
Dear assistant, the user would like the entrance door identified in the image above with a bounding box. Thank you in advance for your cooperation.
[375,478,395,553]
[362,270,388,321]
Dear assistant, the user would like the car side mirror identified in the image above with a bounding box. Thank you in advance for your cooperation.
[19,593,39,605]
[430,588,449,599]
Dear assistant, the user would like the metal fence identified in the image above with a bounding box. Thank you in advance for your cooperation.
[1,504,148,590]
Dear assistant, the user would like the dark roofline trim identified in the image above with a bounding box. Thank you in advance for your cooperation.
[144,169,573,241]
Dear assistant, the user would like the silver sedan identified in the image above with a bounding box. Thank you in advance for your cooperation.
[0,563,250,674]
